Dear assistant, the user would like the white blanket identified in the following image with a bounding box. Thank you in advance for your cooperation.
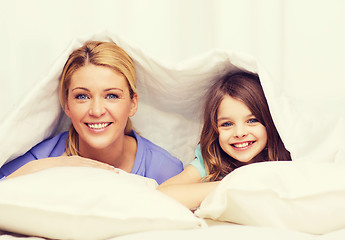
[0,31,344,167]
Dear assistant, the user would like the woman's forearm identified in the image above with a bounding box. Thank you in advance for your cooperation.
[6,156,116,179]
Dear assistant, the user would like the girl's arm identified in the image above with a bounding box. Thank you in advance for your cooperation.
[157,165,219,210]
[7,156,117,179]
[159,165,202,186]
[158,181,218,210]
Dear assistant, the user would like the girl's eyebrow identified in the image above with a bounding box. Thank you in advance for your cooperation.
[217,114,255,121]
[217,116,230,121]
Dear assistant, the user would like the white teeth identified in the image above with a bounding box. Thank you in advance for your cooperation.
[88,123,109,129]
[234,142,250,148]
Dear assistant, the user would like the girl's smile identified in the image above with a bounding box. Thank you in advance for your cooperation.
[217,95,267,163]
[230,141,255,150]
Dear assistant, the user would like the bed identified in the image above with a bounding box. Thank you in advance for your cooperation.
[0,32,344,240]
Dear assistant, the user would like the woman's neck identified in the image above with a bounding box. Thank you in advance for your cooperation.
[78,135,137,172]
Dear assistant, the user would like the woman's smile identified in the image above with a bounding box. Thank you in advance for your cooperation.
[85,122,113,132]
[65,64,138,151]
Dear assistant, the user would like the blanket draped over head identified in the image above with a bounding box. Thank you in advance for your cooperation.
[0,31,344,167]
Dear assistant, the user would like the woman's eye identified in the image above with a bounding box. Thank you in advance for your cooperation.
[248,118,259,124]
[106,94,119,100]
[75,94,89,100]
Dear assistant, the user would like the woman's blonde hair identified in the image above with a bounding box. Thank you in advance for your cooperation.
[58,41,136,156]
[201,72,291,181]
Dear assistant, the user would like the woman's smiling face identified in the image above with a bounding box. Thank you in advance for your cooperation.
[64,64,138,152]
[217,95,267,163]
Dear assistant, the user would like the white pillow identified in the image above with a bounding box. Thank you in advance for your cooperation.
[195,161,345,234]
[0,167,205,240]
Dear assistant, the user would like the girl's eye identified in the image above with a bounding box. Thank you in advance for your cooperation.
[248,118,259,124]
[106,94,119,100]
[75,94,89,100]
[220,122,233,127]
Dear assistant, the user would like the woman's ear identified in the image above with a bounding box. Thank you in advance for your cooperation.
[129,93,138,117]
[64,97,71,118]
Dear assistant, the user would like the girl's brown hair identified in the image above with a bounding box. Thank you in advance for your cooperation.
[58,41,136,156]
[200,72,291,181]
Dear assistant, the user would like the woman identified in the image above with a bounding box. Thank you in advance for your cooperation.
[0,41,183,184]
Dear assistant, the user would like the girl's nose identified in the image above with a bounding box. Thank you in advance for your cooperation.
[234,124,248,138]
[89,98,105,117]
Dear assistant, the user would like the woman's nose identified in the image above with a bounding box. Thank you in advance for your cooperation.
[88,98,105,117]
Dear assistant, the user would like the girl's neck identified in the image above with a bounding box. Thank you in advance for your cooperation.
[250,149,268,163]
[231,149,267,168]
[78,135,137,172]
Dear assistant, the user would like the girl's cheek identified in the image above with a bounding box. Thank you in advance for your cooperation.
[220,129,231,137]
[218,131,230,143]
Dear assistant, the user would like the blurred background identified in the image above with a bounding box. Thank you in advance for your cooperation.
[1,0,344,120]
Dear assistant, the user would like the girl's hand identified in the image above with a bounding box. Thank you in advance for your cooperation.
[157,165,219,210]
[7,156,118,179]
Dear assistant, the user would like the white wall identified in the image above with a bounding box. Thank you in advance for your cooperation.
[283,0,345,115]
[1,0,344,120]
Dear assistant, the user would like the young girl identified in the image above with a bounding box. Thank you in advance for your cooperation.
[0,41,183,184]
[158,71,291,209]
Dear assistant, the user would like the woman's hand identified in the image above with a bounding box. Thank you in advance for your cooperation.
[7,156,118,179]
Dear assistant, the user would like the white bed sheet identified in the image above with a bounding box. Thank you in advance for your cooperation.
[2,220,345,240]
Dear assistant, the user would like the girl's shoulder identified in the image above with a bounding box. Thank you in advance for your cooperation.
[189,144,207,178]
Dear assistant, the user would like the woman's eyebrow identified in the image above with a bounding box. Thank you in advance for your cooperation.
[71,87,89,92]
[71,87,124,92]
[105,88,123,92]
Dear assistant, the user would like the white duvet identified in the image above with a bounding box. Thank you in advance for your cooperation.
[1,31,343,166]
[0,32,345,240]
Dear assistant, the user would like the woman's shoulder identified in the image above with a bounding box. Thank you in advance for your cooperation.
[30,131,68,158]
[130,130,183,170]
[0,132,68,178]
[131,131,178,159]
[129,130,183,185]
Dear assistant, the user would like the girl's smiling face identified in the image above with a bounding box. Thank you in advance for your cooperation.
[217,95,267,163]
[64,64,138,152]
